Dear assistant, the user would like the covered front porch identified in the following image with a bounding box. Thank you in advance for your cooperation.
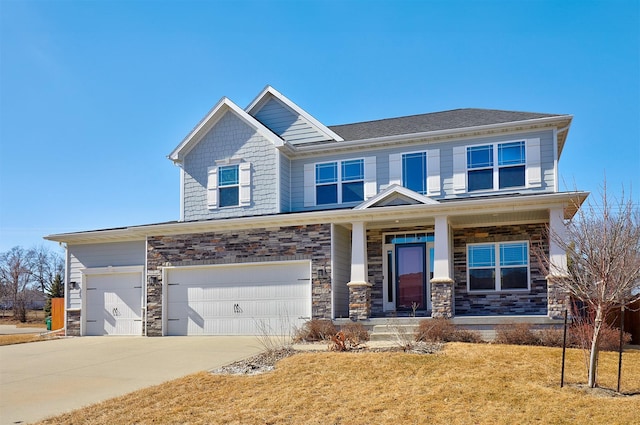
[336,188,578,322]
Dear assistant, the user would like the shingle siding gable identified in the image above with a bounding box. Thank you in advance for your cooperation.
[182,112,279,220]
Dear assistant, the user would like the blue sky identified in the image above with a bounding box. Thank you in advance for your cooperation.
[1,0,638,253]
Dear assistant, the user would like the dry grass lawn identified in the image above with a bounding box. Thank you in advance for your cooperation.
[0,333,58,346]
[37,343,639,425]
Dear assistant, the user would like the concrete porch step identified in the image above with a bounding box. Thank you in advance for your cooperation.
[335,315,563,343]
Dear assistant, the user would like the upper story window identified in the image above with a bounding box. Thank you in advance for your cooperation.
[402,152,427,194]
[467,141,525,191]
[304,157,376,207]
[218,165,240,207]
[389,149,440,196]
[467,241,529,291]
[315,159,364,205]
[207,160,251,209]
[453,138,540,194]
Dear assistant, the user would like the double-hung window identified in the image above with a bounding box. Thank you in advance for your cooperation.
[464,140,527,192]
[206,160,251,209]
[315,159,364,205]
[218,165,239,207]
[402,152,427,194]
[467,241,529,291]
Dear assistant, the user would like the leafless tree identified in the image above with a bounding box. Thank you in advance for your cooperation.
[30,245,64,295]
[547,184,640,388]
[0,245,63,322]
[0,247,36,322]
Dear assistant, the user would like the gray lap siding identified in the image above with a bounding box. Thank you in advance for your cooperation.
[453,223,548,316]
[145,224,332,336]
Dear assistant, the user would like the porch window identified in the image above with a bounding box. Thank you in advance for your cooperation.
[467,241,529,291]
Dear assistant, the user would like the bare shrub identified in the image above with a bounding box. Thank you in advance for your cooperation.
[570,322,632,352]
[452,328,484,343]
[537,327,567,348]
[494,323,541,346]
[293,319,337,342]
[415,318,456,342]
[340,322,369,345]
[415,318,483,343]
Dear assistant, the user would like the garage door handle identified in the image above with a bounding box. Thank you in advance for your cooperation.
[87,320,97,323]
[233,303,243,313]
[168,318,180,321]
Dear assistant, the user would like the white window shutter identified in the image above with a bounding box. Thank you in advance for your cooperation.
[303,163,315,207]
[452,146,466,193]
[526,138,542,188]
[364,156,377,199]
[239,162,251,206]
[207,166,218,209]
[427,149,441,196]
[389,153,401,186]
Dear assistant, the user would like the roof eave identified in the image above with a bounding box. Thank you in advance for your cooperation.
[44,191,588,244]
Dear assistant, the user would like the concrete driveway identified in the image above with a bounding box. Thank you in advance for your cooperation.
[0,336,263,425]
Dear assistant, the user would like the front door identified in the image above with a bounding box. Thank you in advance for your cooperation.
[396,243,426,310]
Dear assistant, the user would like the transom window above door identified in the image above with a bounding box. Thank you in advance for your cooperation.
[315,159,364,205]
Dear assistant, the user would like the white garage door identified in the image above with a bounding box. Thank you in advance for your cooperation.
[165,261,311,336]
[85,272,143,336]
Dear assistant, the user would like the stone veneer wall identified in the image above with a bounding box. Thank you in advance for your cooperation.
[146,224,332,336]
[453,223,548,316]
[66,310,81,336]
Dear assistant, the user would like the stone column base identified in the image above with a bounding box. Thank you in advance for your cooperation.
[546,274,570,319]
[348,281,372,321]
[430,278,454,318]
[66,309,81,336]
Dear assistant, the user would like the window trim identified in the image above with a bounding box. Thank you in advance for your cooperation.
[466,241,530,292]
[218,164,240,208]
[314,158,365,205]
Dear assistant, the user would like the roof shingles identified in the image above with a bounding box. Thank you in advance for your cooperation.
[328,108,565,141]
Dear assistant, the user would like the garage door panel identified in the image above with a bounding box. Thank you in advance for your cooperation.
[85,272,142,336]
[166,262,311,336]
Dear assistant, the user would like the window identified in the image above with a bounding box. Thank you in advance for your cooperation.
[466,141,526,192]
[402,152,427,194]
[218,165,239,207]
[207,161,251,209]
[467,242,529,291]
[315,159,364,205]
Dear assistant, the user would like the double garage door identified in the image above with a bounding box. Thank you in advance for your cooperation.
[85,271,143,336]
[165,261,312,336]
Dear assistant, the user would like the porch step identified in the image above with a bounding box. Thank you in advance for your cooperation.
[334,316,563,343]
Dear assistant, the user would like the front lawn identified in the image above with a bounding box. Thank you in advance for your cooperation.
[36,343,639,424]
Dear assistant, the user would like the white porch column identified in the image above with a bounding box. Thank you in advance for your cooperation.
[348,221,372,320]
[349,221,368,284]
[432,215,453,282]
[548,207,568,276]
[431,215,454,318]
[547,207,569,319]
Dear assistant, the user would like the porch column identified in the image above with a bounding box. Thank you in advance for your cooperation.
[547,207,569,319]
[348,221,372,320]
[431,215,454,318]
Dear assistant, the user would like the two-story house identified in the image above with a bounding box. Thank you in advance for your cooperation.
[45,86,587,336]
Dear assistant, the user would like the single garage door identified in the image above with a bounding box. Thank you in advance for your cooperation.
[85,272,143,336]
[165,261,311,335]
